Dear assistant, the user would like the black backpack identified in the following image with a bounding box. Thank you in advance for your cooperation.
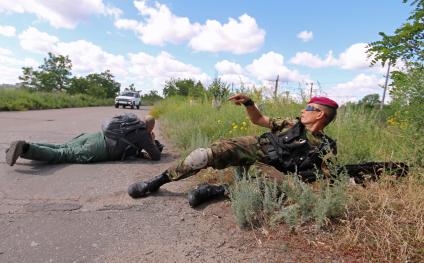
[102,113,146,160]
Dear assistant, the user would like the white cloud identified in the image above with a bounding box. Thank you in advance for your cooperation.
[290,43,377,70]
[0,47,38,84]
[214,60,252,86]
[0,0,122,29]
[215,60,244,75]
[297,30,313,42]
[0,25,16,37]
[246,51,308,82]
[325,73,385,104]
[289,51,337,68]
[189,14,265,54]
[115,1,265,54]
[19,27,58,54]
[18,27,127,78]
[128,51,209,90]
[54,40,127,77]
[115,0,199,45]
[15,27,212,93]
[338,43,371,69]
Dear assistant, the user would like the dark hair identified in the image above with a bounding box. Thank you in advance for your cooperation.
[321,105,337,125]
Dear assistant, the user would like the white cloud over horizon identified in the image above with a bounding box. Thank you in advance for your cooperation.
[128,51,210,91]
[0,47,38,84]
[0,0,122,29]
[325,73,386,104]
[14,26,211,92]
[19,27,59,54]
[247,51,309,82]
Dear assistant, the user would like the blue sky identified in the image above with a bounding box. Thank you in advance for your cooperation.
[0,0,413,103]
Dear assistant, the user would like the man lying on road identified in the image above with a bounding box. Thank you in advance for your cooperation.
[6,114,163,166]
[127,94,339,207]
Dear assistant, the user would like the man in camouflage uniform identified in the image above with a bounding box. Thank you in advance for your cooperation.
[128,94,339,207]
[5,115,162,166]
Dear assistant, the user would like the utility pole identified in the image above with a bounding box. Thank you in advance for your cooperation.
[273,75,279,99]
[309,82,314,99]
[380,62,391,110]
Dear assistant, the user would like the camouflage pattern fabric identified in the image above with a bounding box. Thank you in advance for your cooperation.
[167,136,266,181]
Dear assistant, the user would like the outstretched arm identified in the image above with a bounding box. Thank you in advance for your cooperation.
[228,94,271,129]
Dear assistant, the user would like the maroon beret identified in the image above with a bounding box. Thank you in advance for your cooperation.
[308,96,339,109]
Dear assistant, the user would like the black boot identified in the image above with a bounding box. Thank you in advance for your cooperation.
[128,171,171,198]
[187,184,227,207]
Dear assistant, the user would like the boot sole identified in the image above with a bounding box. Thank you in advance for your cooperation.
[6,141,25,166]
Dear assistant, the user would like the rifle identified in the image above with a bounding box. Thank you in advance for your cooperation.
[340,162,409,184]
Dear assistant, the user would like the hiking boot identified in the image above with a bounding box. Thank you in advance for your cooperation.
[187,184,226,208]
[6,140,27,166]
[128,171,170,198]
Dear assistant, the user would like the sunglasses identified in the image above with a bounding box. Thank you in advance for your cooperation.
[304,105,321,112]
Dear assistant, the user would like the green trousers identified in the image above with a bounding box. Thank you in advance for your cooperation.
[21,132,109,164]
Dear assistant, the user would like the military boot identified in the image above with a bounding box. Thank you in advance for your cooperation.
[6,140,28,166]
[187,184,227,207]
[127,171,170,198]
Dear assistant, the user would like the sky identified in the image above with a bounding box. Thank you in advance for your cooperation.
[0,0,414,104]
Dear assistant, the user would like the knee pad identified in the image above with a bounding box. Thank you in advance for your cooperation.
[182,148,212,170]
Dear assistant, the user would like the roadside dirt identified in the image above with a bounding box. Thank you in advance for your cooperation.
[0,106,351,262]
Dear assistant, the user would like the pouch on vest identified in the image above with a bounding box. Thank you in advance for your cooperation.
[259,121,336,175]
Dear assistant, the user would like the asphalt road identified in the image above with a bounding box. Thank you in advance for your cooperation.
[0,106,292,263]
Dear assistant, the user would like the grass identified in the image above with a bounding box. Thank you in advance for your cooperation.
[152,96,424,262]
[0,88,114,111]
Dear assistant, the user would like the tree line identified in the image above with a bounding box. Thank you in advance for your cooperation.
[19,52,120,98]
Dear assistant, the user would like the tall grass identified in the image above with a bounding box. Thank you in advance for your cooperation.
[0,89,114,111]
[153,96,424,261]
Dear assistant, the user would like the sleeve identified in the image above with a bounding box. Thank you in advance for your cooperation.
[138,132,161,161]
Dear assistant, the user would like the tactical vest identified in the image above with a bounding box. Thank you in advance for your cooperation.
[258,121,336,174]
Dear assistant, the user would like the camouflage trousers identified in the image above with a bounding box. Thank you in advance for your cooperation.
[21,132,109,164]
[167,135,267,181]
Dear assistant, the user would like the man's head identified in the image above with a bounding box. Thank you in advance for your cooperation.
[300,97,338,129]
[144,115,155,133]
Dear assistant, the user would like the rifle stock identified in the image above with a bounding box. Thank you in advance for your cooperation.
[340,162,409,184]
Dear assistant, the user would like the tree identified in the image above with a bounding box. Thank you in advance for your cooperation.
[162,78,205,97]
[207,78,229,99]
[367,0,424,131]
[141,90,163,105]
[128,83,136,91]
[358,94,381,107]
[367,0,424,66]
[38,52,72,92]
[68,76,91,95]
[19,67,37,90]
[86,70,120,98]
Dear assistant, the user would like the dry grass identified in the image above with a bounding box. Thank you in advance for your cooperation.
[328,171,424,262]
